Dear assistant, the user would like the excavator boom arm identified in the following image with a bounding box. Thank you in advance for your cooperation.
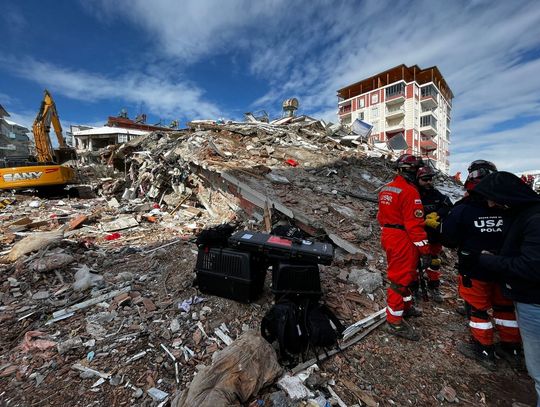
[32,90,68,162]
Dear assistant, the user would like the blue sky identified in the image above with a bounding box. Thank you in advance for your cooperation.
[1,0,540,175]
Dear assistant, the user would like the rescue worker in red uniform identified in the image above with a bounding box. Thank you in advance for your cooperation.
[441,160,522,370]
[378,154,430,341]
[415,166,453,303]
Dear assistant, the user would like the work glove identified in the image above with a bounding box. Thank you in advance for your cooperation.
[424,212,440,229]
[419,254,432,271]
[431,257,442,268]
[458,250,479,287]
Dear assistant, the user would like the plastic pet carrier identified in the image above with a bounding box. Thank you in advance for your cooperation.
[194,247,267,303]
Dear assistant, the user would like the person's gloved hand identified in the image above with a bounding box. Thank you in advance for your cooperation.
[458,251,479,287]
[458,251,479,274]
[431,257,442,268]
[424,212,440,229]
[420,254,432,270]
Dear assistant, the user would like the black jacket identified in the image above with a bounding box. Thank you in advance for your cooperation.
[420,186,453,243]
[420,187,453,217]
[441,192,506,254]
[476,172,540,304]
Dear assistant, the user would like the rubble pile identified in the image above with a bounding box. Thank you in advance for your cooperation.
[1,117,534,406]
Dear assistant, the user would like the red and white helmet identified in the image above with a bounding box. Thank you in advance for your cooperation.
[465,160,497,191]
[396,154,424,182]
[416,166,436,180]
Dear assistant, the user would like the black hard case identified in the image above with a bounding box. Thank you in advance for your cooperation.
[228,231,334,265]
[194,247,267,303]
[271,260,322,299]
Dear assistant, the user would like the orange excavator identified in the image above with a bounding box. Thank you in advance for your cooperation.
[0,90,78,193]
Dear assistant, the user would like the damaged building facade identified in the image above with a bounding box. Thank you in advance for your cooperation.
[337,64,453,172]
[0,104,31,160]
[72,112,177,152]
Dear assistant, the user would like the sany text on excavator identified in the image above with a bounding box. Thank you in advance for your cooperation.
[0,90,78,193]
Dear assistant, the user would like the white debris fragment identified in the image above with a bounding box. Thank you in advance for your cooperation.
[147,387,168,402]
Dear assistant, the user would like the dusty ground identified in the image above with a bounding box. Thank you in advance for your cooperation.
[1,234,535,407]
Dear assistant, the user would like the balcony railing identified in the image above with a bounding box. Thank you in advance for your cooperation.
[385,106,405,118]
[386,119,405,132]
[339,105,352,116]
[420,116,437,136]
[420,137,437,151]
[420,85,438,108]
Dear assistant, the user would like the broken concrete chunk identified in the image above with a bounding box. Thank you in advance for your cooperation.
[348,268,383,293]
[265,172,290,184]
[170,319,180,333]
[107,197,120,208]
[32,291,50,300]
[101,216,139,232]
[148,387,169,402]
[57,336,83,354]
[277,374,314,401]
[437,385,458,403]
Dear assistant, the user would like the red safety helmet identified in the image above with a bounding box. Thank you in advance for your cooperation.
[464,160,497,191]
[417,166,436,180]
[396,154,424,182]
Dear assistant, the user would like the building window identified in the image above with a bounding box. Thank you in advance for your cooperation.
[385,83,405,98]
[358,98,365,108]
[358,112,365,120]
[372,107,379,118]
[118,134,128,143]
[420,115,437,128]
[421,85,437,98]
[371,93,379,104]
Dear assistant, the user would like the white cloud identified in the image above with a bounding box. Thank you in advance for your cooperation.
[0,55,222,121]
[0,92,14,106]
[6,0,540,175]
[81,0,289,62]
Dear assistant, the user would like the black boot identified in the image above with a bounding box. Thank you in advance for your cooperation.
[384,320,421,341]
[428,281,443,303]
[457,341,496,371]
[495,343,526,371]
[403,306,423,318]
[456,302,471,318]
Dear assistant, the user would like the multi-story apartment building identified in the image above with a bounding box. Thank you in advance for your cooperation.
[337,64,453,172]
[0,104,31,160]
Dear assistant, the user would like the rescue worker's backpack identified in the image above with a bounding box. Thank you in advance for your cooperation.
[261,299,308,359]
[261,299,344,360]
[304,302,345,348]
[195,223,236,248]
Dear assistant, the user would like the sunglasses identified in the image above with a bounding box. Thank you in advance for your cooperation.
[419,177,434,182]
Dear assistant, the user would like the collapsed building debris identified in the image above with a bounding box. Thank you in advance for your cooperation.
[0,115,534,406]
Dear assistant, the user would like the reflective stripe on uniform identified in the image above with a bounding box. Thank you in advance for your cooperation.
[403,296,412,302]
[414,240,429,247]
[494,318,519,328]
[387,306,404,316]
[381,186,402,194]
[469,321,493,330]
